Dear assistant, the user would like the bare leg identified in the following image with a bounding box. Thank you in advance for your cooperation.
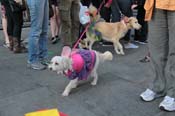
[62,78,78,96]
[2,15,9,45]
[55,6,60,36]
[50,5,57,38]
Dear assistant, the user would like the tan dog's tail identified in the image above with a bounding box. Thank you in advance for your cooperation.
[98,51,113,62]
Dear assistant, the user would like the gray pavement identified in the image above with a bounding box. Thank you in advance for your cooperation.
[0,28,175,116]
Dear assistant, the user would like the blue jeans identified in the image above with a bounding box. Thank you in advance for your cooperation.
[27,0,49,63]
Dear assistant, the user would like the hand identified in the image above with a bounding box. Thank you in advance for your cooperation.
[131,4,138,10]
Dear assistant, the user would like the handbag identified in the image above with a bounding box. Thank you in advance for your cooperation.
[9,0,27,12]
[79,2,90,25]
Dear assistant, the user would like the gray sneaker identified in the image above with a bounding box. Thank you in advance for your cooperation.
[40,58,50,66]
[27,62,46,70]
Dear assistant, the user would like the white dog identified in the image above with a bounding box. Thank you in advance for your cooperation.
[48,46,113,96]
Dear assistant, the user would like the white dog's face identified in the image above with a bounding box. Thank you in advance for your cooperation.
[48,56,72,74]
[48,56,65,74]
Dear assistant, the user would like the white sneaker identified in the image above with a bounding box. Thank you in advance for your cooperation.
[159,96,175,111]
[124,43,139,49]
[140,89,156,102]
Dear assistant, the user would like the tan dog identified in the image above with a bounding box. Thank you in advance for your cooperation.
[85,16,141,55]
[48,46,113,96]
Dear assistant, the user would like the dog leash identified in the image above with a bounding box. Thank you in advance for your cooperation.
[113,0,125,20]
[72,0,106,50]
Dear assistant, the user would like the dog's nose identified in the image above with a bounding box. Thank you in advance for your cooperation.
[49,67,52,70]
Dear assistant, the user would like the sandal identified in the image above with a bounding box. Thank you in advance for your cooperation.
[140,56,150,63]
[3,43,10,48]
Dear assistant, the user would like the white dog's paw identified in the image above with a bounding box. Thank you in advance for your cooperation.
[121,52,125,55]
[57,71,63,75]
[115,50,121,55]
[62,91,69,97]
[91,81,97,86]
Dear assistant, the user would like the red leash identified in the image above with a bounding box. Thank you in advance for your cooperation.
[72,0,106,49]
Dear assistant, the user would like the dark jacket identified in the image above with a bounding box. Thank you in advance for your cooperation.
[81,0,100,8]
[133,0,146,5]
[0,0,9,5]
[0,0,11,12]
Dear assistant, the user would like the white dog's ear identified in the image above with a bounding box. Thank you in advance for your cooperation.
[62,57,72,70]
[61,46,72,57]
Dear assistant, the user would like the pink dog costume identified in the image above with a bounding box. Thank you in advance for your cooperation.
[64,50,96,80]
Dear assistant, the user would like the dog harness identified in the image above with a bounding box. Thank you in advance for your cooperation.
[88,19,105,41]
[64,50,96,80]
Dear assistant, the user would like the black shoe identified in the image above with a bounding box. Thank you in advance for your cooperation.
[55,35,60,40]
[51,37,57,44]
[140,56,150,63]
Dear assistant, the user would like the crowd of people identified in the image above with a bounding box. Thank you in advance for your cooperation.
[0,0,175,112]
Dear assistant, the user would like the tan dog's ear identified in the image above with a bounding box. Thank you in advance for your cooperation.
[61,46,71,57]
[89,4,98,17]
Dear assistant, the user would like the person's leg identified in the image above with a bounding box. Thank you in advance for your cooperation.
[27,0,46,70]
[6,10,14,51]
[134,5,148,43]
[1,8,10,47]
[71,0,80,47]
[12,11,27,53]
[159,11,175,111]
[156,9,175,112]
[59,0,72,46]
[27,0,39,63]
[147,9,169,96]
[50,5,57,38]
[140,9,169,102]
[2,18,9,43]
[111,0,120,22]
[165,10,175,98]
[55,6,60,38]
[38,0,49,63]
[50,5,58,44]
